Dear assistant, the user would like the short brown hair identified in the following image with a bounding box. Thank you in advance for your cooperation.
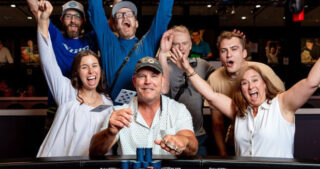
[71,50,110,104]
[217,31,245,49]
[232,65,282,117]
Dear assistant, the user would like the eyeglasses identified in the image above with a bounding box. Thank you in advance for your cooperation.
[64,14,82,21]
[115,11,135,19]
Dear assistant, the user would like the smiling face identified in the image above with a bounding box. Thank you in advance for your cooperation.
[115,8,138,40]
[62,9,83,39]
[219,37,247,78]
[133,68,163,103]
[171,31,192,59]
[78,55,101,91]
[240,69,267,108]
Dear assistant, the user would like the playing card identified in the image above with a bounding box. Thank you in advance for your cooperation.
[90,104,112,112]
[114,89,136,104]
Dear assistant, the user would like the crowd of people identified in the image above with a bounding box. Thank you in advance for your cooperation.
[17,0,320,158]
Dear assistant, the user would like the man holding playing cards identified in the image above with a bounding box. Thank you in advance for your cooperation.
[89,57,198,156]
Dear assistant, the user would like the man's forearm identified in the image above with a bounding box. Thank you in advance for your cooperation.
[211,109,227,156]
[182,135,198,156]
[89,129,117,156]
[158,52,170,94]
[37,18,50,37]
[176,130,198,156]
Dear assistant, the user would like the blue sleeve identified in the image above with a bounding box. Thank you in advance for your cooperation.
[85,30,98,53]
[88,0,121,83]
[142,0,173,58]
[48,21,61,42]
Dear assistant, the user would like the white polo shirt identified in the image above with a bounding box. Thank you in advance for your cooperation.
[234,96,295,158]
[101,95,194,155]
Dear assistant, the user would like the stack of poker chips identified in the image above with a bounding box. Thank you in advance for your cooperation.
[121,148,162,169]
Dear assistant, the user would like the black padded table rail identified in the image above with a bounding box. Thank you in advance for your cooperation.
[0,156,320,169]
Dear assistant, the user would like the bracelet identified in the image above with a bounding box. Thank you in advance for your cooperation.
[187,71,197,78]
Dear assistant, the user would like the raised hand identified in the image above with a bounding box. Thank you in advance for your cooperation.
[170,47,192,74]
[37,0,53,37]
[107,108,133,135]
[159,29,174,54]
[37,0,53,21]
[232,29,246,39]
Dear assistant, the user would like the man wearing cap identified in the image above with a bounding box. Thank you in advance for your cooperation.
[27,0,97,77]
[88,0,173,101]
[27,0,98,131]
[89,57,198,156]
[204,31,285,156]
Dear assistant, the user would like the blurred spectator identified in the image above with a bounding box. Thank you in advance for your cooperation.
[301,39,316,65]
[0,40,14,64]
[26,85,37,96]
[0,80,14,97]
[190,29,213,60]
[265,40,280,65]
[18,84,37,97]
[311,38,320,60]
[0,80,8,96]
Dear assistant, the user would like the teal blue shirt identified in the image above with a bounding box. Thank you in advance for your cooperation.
[191,41,211,58]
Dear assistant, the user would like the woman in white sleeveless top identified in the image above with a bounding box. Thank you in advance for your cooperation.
[170,46,320,158]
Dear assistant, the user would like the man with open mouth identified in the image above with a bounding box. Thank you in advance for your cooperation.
[204,31,285,156]
[88,0,173,102]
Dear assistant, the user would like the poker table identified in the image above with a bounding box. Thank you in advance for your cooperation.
[0,155,319,169]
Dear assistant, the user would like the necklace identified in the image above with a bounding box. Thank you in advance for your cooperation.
[77,90,102,106]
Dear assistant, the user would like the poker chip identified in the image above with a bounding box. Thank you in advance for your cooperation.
[141,161,150,168]
[121,160,130,169]
[128,148,161,169]
[151,160,162,169]
[145,148,152,162]
[136,148,145,162]
[132,161,141,169]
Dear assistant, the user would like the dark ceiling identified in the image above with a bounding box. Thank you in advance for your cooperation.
[0,0,319,27]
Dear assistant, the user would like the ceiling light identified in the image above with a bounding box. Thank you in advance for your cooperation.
[304,5,308,8]
[11,4,16,8]
[207,4,212,8]
[283,16,286,20]
[241,16,246,20]
[256,4,261,8]
[27,16,32,20]
[110,4,113,8]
